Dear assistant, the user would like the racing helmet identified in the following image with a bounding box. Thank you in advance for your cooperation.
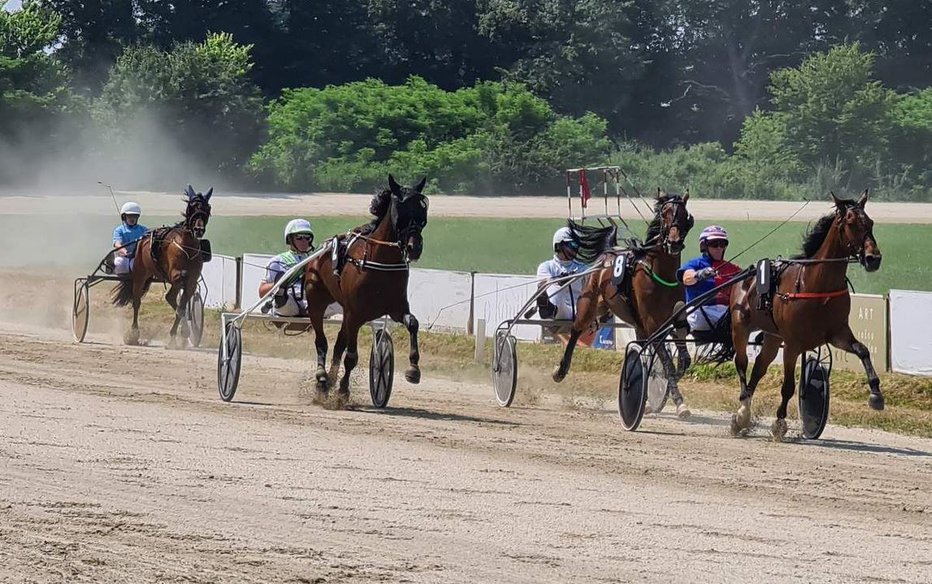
[284,218,314,245]
[698,225,729,245]
[552,226,578,251]
[120,201,142,218]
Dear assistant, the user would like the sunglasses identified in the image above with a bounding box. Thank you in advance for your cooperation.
[707,240,728,248]
[293,235,312,242]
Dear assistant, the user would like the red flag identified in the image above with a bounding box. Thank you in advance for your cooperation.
[579,169,591,208]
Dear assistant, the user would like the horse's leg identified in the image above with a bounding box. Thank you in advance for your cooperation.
[656,343,690,418]
[392,310,420,384]
[552,292,598,383]
[830,326,883,410]
[732,333,781,435]
[167,274,191,349]
[771,345,801,442]
[337,317,362,396]
[730,311,753,434]
[307,303,329,391]
[329,326,347,384]
[126,274,145,345]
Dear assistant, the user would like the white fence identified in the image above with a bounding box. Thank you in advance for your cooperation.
[199,251,932,376]
[890,290,932,376]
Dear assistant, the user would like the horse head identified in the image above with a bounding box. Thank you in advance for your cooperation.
[832,189,881,272]
[387,174,429,261]
[183,185,213,239]
[653,189,694,254]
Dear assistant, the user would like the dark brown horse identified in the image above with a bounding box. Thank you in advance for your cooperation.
[303,175,429,396]
[112,186,212,347]
[729,190,883,439]
[552,191,695,417]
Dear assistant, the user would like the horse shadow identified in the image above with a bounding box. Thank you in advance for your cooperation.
[798,437,932,458]
[358,406,522,427]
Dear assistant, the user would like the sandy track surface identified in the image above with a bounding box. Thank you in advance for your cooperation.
[3,191,932,222]
[1,322,930,583]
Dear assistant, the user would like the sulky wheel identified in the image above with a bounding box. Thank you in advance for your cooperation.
[72,279,90,343]
[618,344,650,431]
[369,328,395,409]
[491,331,518,407]
[186,290,205,348]
[217,322,243,402]
[798,346,832,440]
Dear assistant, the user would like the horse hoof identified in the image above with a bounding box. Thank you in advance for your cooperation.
[123,330,140,346]
[869,393,885,411]
[551,367,565,383]
[644,404,654,415]
[676,403,691,419]
[315,368,328,384]
[770,419,788,442]
[730,405,752,436]
[405,367,421,384]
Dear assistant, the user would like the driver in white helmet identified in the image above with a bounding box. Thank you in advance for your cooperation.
[259,219,317,317]
[536,227,592,345]
[111,202,148,275]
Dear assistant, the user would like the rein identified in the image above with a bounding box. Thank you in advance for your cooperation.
[777,289,849,302]
[343,232,410,272]
[636,259,680,288]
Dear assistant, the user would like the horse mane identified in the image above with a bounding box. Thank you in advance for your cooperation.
[370,189,392,218]
[566,219,617,264]
[796,199,855,259]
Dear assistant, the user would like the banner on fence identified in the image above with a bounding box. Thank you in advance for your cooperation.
[890,289,932,376]
[829,293,888,373]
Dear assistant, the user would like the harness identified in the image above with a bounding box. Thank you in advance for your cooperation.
[332,232,410,276]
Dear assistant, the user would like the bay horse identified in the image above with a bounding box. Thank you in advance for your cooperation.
[303,175,428,397]
[552,191,695,417]
[112,186,212,347]
[729,190,883,440]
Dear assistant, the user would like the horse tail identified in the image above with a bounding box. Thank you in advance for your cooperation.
[111,279,134,307]
[567,219,618,264]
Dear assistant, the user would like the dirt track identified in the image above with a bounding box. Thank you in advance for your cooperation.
[1,320,930,583]
[3,191,932,222]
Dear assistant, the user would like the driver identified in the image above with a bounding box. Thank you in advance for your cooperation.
[111,202,148,275]
[260,219,316,317]
[536,227,593,345]
[676,225,742,332]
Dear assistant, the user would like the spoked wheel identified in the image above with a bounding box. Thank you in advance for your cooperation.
[369,329,395,408]
[618,344,651,431]
[186,290,205,347]
[798,345,832,440]
[491,331,518,407]
[217,322,243,402]
[72,279,90,343]
[645,341,673,414]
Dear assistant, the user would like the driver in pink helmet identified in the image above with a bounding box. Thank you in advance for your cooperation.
[676,225,742,332]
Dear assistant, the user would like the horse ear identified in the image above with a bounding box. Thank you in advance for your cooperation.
[656,188,665,199]
[683,188,689,202]
[185,185,195,200]
[205,187,213,201]
[830,191,844,209]
[857,188,869,209]
[414,176,427,193]
[388,174,402,196]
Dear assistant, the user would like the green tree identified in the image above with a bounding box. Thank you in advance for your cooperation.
[96,32,265,179]
[250,77,610,194]
[0,0,80,183]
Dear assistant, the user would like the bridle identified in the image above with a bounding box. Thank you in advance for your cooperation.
[652,198,693,254]
[185,200,211,239]
[836,205,875,267]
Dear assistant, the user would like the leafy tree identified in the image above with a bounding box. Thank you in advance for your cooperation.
[0,0,81,183]
[96,32,265,179]
[250,77,611,194]
[36,0,138,90]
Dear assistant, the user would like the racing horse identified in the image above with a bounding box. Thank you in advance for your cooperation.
[552,191,695,417]
[728,190,883,439]
[303,175,428,397]
[111,186,212,347]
